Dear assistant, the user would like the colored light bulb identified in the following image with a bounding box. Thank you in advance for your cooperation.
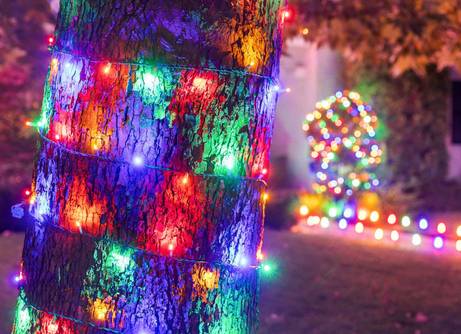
[437,223,446,234]
[102,62,111,74]
[412,234,422,246]
[262,192,269,202]
[343,207,354,218]
[222,155,235,170]
[457,225,461,237]
[433,236,444,249]
[320,217,330,229]
[387,214,397,224]
[355,222,364,233]
[299,205,309,217]
[390,230,399,241]
[418,218,429,230]
[239,257,248,267]
[328,207,338,218]
[357,209,368,221]
[370,211,380,223]
[456,240,461,252]
[132,155,144,167]
[401,216,411,228]
[307,216,320,226]
[374,228,384,240]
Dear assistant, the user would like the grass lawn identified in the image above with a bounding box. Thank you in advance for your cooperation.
[2,229,461,333]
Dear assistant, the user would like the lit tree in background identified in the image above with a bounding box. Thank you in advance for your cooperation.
[13,0,282,332]
[288,0,459,204]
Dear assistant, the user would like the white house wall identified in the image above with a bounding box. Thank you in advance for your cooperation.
[271,37,343,189]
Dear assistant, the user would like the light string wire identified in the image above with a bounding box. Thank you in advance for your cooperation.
[32,217,262,270]
[38,130,268,186]
[51,49,279,83]
[16,42,272,330]
[17,290,122,333]
[16,215,262,330]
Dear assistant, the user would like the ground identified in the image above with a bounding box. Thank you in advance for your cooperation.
[1,229,461,333]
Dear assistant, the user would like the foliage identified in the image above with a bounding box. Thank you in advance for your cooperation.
[288,0,456,202]
[290,0,461,77]
[0,0,54,190]
[345,65,450,201]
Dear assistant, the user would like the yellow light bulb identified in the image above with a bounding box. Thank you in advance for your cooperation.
[299,205,309,217]
[355,222,364,233]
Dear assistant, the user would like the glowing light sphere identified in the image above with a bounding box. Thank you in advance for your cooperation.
[14,273,24,283]
[401,216,411,228]
[262,263,272,273]
[222,154,235,170]
[132,155,144,167]
[102,62,111,74]
[307,216,320,226]
[143,72,160,91]
[181,174,189,185]
[387,214,397,224]
[357,209,368,221]
[374,228,384,240]
[418,218,429,230]
[320,217,330,229]
[262,192,269,202]
[110,252,131,271]
[437,222,447,234]
[355,222,364,233]
[343,207,354,218]
[412,234,422,246]
[299,205,309,217]
[433,236,444,249]
[328,207,338,218]
[457,225,461,237]
[239,257,249,267]
[370,211,380,223]
[304,90,383,198]
[456,240,461,252]
[338,218,348,230]
[390,230,399,241]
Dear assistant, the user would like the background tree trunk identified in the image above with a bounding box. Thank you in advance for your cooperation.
[13,0,282,333]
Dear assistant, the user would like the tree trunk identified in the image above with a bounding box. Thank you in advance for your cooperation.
[13,0,282,333]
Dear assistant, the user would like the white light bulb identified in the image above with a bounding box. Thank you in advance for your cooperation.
[132,155,144,167]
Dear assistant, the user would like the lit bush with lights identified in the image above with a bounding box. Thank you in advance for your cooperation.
[303,90,384,198]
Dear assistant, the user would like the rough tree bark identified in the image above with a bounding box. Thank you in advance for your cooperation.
[13,0,282,333]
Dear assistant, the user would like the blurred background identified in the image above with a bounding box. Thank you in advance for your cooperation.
[2,1,461,333]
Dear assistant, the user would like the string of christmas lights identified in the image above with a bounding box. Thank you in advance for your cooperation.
[15,290,122,334]
[295,89,460,254]
[20,217,271,271]
[295,210,461,252]
[37,130,268,184]
[50,49,279,82]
